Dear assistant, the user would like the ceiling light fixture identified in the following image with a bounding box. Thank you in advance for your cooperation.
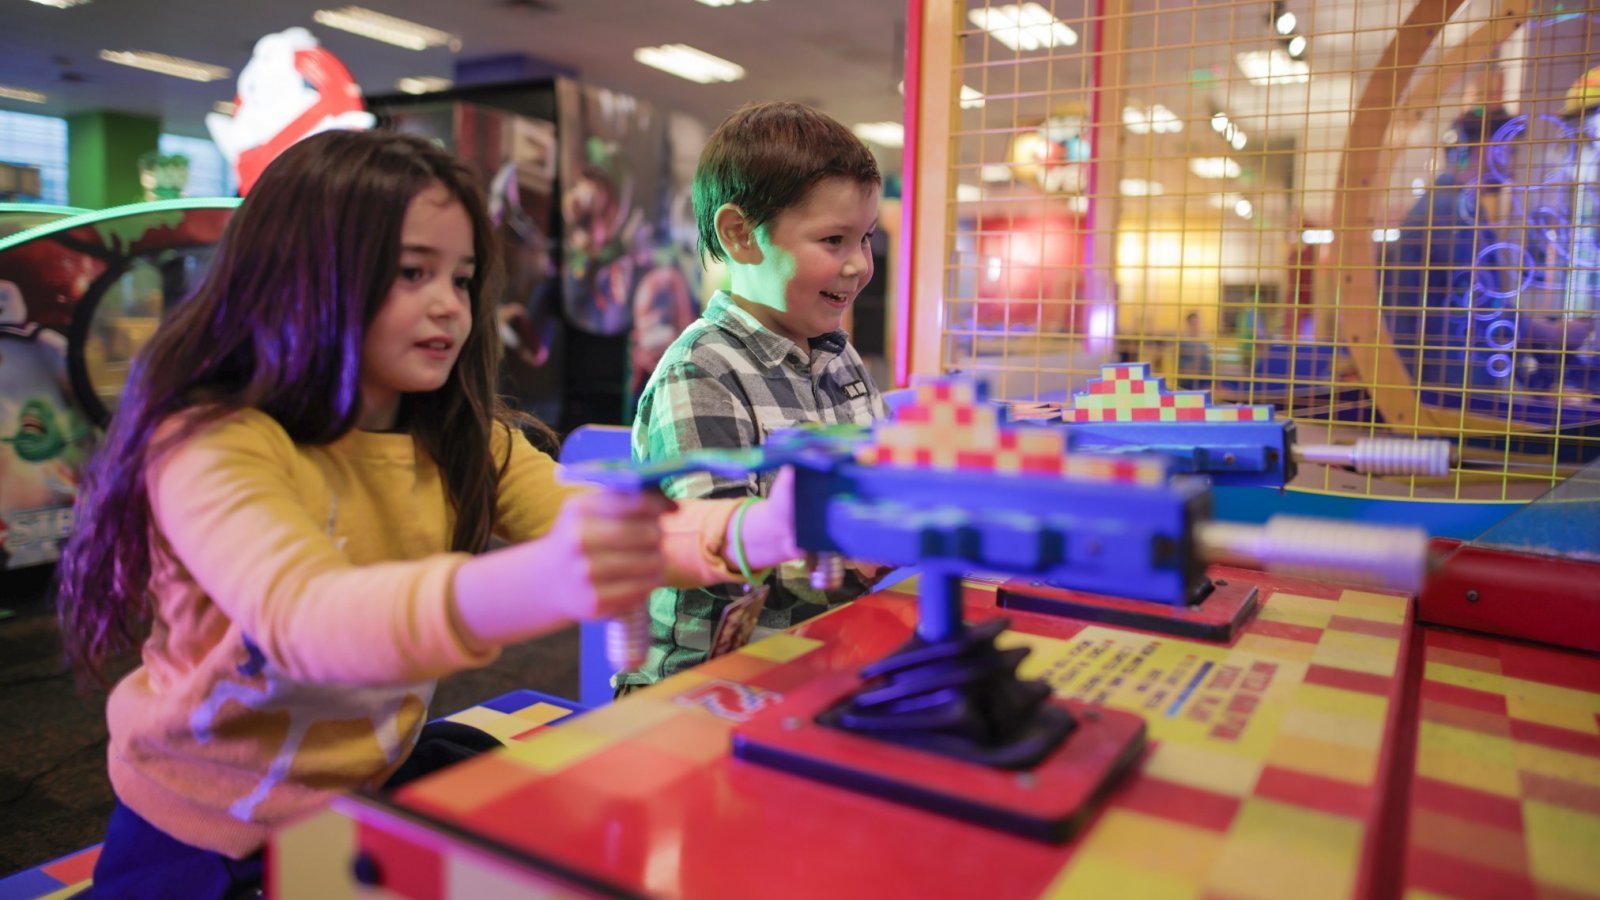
[1274,11,1297,34]
[695,0,768,5]
[633,44,745,84]
[99,50,231,82]
[968,3,1078,52]
[1119,178,1165,196]
[1191,157,1242,179]
[1286,34,1308,59]
[1235,49,1309,85]
[27,0,91,8]
[312,6,460,51]
[1122,104,1182,135]
[396,75,453,94]
[956,184,982,203]
[852,121,905,148]
[1301,229,1334,244]
[0,85,49,104]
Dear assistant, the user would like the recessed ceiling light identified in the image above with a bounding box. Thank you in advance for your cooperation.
[852,122,904,148]
[968,2,1078,52]
[99,50,230,82]
[1235,49,1309,85]
[1287,35,1308,59]
[0,85,48,104]
[1191,157,1241,179]
[1274,11,1297,35]
[633,44,745,84]
[1122,104,1182,134]
[396,75,453,94]
[312,6,460,51]
[1119,178,1164,196]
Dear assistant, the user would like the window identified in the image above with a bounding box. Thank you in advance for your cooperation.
[159,133,237,198]
[0,109,68,205]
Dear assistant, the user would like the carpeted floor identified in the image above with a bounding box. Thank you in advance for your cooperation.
[0,564,580,878]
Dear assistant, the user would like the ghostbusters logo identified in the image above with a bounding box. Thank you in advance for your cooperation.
[205,27,375,195]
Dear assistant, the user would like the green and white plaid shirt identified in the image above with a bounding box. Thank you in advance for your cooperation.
[618,291,887,689]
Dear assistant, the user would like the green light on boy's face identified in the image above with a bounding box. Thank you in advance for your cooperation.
[743,225,799,313]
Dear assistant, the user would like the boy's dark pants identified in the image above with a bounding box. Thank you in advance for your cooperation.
[87,721,502,899]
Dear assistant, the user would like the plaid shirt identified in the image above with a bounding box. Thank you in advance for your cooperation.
[620,291,887,688]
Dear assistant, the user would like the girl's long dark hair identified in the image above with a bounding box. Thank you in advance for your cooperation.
[57,129,515,686]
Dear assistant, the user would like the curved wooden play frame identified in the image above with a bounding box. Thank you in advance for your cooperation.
[1332,0,1530,433]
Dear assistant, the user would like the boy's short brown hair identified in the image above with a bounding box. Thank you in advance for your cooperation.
[693,101,881,264]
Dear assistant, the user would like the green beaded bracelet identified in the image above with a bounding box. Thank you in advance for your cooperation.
[731,495,773,587]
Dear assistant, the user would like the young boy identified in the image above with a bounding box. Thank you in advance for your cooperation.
[617,101,887,693]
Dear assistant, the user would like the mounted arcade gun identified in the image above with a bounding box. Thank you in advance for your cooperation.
[569,377,1431,841]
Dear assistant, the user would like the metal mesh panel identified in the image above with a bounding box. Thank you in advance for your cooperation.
[935,0,1600,500]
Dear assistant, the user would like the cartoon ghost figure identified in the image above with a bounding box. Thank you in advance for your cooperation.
[0,279,84,564]
[205,27,376,195]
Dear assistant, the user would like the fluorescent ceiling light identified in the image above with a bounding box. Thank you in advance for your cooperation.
[1372,228,1401,242]
[956,184,982,203]
[968,3,1078,52]
[1190,157,1241,179]
[633,44,745,84]
[1301,229,1333,244]
[1236,49,1309,85]
[1119,178,1164,196]
[99,50,230,82]
[852,121,904,148]
[396,76,453,95]
[0,85,48,104]
[27,0,91,7]
[313,6,460,51]
[1122,104,1182,135]
[979,164,1012,183]
[696,0,767,4]
[212,100,237,116]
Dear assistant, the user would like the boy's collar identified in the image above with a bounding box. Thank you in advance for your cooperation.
[705,291,848,368]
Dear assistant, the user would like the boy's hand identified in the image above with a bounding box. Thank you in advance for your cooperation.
[733,466,805,571]
[540,489,672,620]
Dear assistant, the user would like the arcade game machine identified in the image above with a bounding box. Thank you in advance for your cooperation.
[0,199,236,570]
[264,371,1598,898]
[0,204,87,241]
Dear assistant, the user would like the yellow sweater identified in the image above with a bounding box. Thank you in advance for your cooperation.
[107,408,737,857]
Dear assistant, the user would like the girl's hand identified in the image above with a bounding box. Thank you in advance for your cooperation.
[540,489,673,621]
[731,466,805,571]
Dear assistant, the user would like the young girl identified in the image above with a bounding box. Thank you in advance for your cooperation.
[55,129,800,898]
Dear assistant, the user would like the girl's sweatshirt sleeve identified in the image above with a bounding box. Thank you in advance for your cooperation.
[146,412,496,686]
